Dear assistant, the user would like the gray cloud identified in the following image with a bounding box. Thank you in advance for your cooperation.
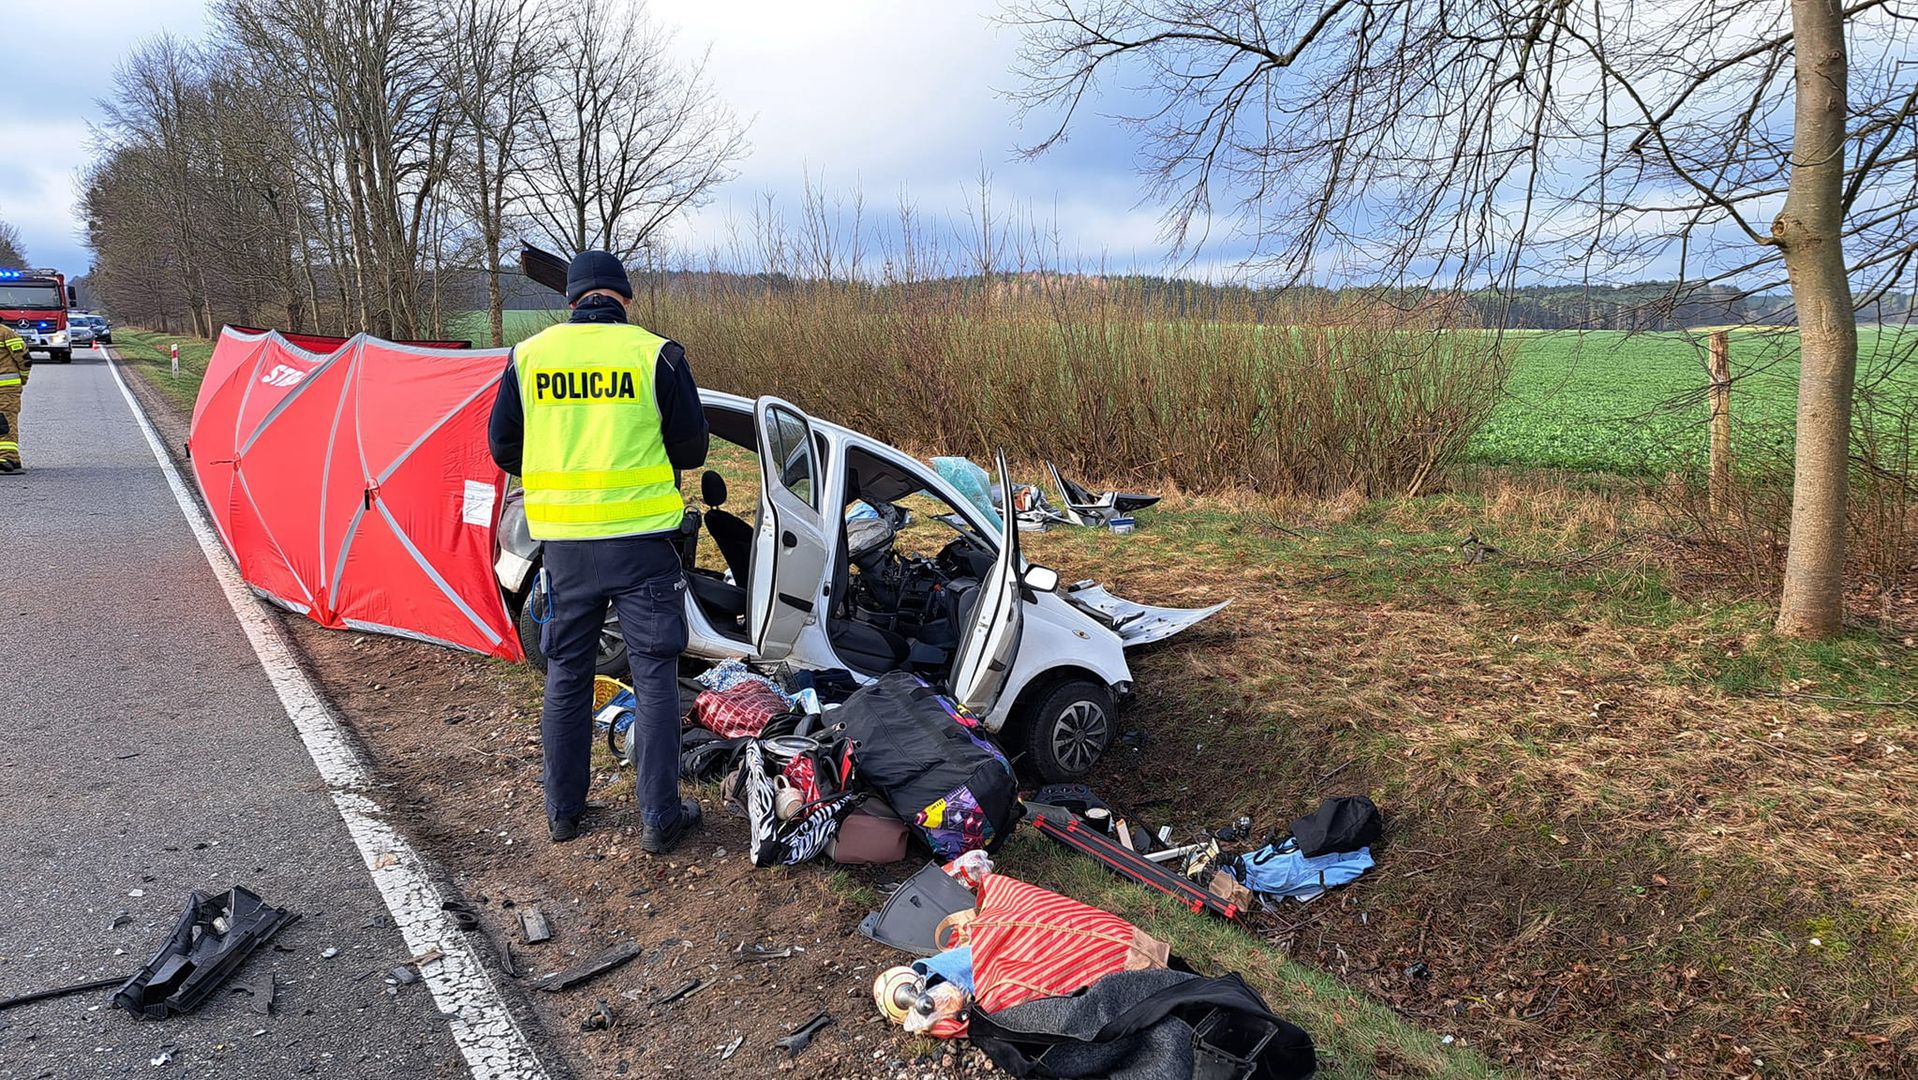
[0,0,204,272]
[11,0,1194,279]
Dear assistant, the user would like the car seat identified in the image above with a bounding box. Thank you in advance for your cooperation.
[702,471,755,585]
[824,474,908,673]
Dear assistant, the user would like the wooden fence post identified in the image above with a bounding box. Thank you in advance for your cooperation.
[1708,330,1732,517]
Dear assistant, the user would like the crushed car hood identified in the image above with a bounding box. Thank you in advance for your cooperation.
[1059,582,1229,647]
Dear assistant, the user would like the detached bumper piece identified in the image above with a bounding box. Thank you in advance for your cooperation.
[112,886,299,1019]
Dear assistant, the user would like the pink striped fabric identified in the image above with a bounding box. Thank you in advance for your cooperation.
[970,874,1169,1014]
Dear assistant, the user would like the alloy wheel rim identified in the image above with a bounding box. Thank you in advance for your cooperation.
[1051,700,1109,774]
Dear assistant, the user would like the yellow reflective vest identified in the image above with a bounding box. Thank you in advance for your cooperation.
[515,321,684,541]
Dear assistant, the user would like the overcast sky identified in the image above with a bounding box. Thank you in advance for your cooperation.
[1,0,1194,279]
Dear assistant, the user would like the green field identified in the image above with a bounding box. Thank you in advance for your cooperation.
[1472,328,1918,474]
[466,311,1918,477]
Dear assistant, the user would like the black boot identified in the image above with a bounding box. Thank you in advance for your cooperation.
[640,799,703,855]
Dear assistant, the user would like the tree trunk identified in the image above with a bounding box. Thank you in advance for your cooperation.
[1774,0,1857,639]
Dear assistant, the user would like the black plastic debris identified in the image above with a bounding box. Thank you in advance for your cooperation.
[0,974,127,1013]
[857,863,977,956]
[532,942,643,993]
[649,977,703,1007]
[519,908,552,944]
[776,1010,833,1057]
[112,887,298,1020]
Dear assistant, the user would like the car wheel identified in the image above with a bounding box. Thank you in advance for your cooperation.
[1018,678,1115,782]
[513,585,630,678]
[595,612,631,677]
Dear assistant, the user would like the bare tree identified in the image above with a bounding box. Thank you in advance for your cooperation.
[1006,0,1918,638]
[217,0,458,338]
[439,0,549,345]
[524,0,746,261]
[0,219,26,267]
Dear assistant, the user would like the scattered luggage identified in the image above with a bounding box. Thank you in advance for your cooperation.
[858,862,979,956]
[1232,842,1375,903]
[969,874,1171,1015]
[739,741,864,867]
[969,968,1316,1080]
[834,672,1020,860]
[1285,795,1382,858]
[695,680,789,739]
[830,800,911,865]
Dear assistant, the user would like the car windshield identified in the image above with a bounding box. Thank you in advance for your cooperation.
[0,284,63,310]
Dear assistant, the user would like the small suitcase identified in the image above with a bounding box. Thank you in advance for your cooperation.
[831,800,910,865]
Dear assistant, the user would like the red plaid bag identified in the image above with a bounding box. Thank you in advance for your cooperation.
[695,681,787,738]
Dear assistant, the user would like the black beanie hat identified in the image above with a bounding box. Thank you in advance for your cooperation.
[565,250,633,304]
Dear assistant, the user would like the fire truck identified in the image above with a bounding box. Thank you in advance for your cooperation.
[0,267,76,364]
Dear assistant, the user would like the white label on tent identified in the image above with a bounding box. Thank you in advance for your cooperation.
[461,480,497,526]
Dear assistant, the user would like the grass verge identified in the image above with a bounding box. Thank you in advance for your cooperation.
[110,329,214,413]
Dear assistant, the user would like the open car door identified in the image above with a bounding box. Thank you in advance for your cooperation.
[950,451,1026,713]
[750,397,830,661]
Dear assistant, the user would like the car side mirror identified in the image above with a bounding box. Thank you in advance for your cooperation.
[1022,564,1060,593]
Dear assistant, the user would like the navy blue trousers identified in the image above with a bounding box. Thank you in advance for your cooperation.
[539,535,688,828]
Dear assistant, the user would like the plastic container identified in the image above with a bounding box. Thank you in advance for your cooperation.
[1108,516,1136,535]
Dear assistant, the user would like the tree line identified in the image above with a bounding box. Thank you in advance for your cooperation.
[80,0,744,344]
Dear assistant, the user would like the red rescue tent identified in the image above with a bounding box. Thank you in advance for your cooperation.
[188,327,524,660]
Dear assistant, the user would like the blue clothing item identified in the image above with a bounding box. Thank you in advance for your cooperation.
[912,945,975,994]
[539,535,688,829]
[693,658,796,705]
[1233,840,1374,902]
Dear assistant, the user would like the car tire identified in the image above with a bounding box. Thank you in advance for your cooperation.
[513,584,631,678]
[1017,678,1115,782]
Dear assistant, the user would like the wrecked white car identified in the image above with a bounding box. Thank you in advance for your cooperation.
[495,391,1226,780]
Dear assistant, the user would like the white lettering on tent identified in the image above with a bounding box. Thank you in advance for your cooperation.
[461,480,496,526]
[261,363,306,387]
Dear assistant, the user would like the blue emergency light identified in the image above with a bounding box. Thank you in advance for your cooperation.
[0,270,21,279]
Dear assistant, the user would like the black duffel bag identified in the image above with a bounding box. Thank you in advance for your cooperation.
[833,672,1019,860]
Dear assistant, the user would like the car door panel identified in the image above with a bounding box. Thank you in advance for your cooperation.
[750,397,829,660]
[949,450,1024,713]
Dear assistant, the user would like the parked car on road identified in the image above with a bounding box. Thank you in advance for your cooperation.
[70,313,111,345]
[494,390,1226,781]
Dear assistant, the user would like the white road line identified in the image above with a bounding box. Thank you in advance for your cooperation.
[101,347,551,1080]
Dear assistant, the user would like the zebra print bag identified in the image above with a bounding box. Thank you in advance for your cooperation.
[741,741,865,867]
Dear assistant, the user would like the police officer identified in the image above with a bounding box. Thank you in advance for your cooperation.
[0,322,27,473]
[488,251,710,850]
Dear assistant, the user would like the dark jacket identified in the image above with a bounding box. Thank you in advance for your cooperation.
[487,295,709,477]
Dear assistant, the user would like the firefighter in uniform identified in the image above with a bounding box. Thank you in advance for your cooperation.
[488,250,710,850]
[0,322,27,473]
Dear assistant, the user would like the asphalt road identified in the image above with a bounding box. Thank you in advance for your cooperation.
[0,351,472,1079]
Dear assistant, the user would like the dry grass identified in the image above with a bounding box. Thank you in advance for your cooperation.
[1019,472,1917,1074]
[633,261,1509,501]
